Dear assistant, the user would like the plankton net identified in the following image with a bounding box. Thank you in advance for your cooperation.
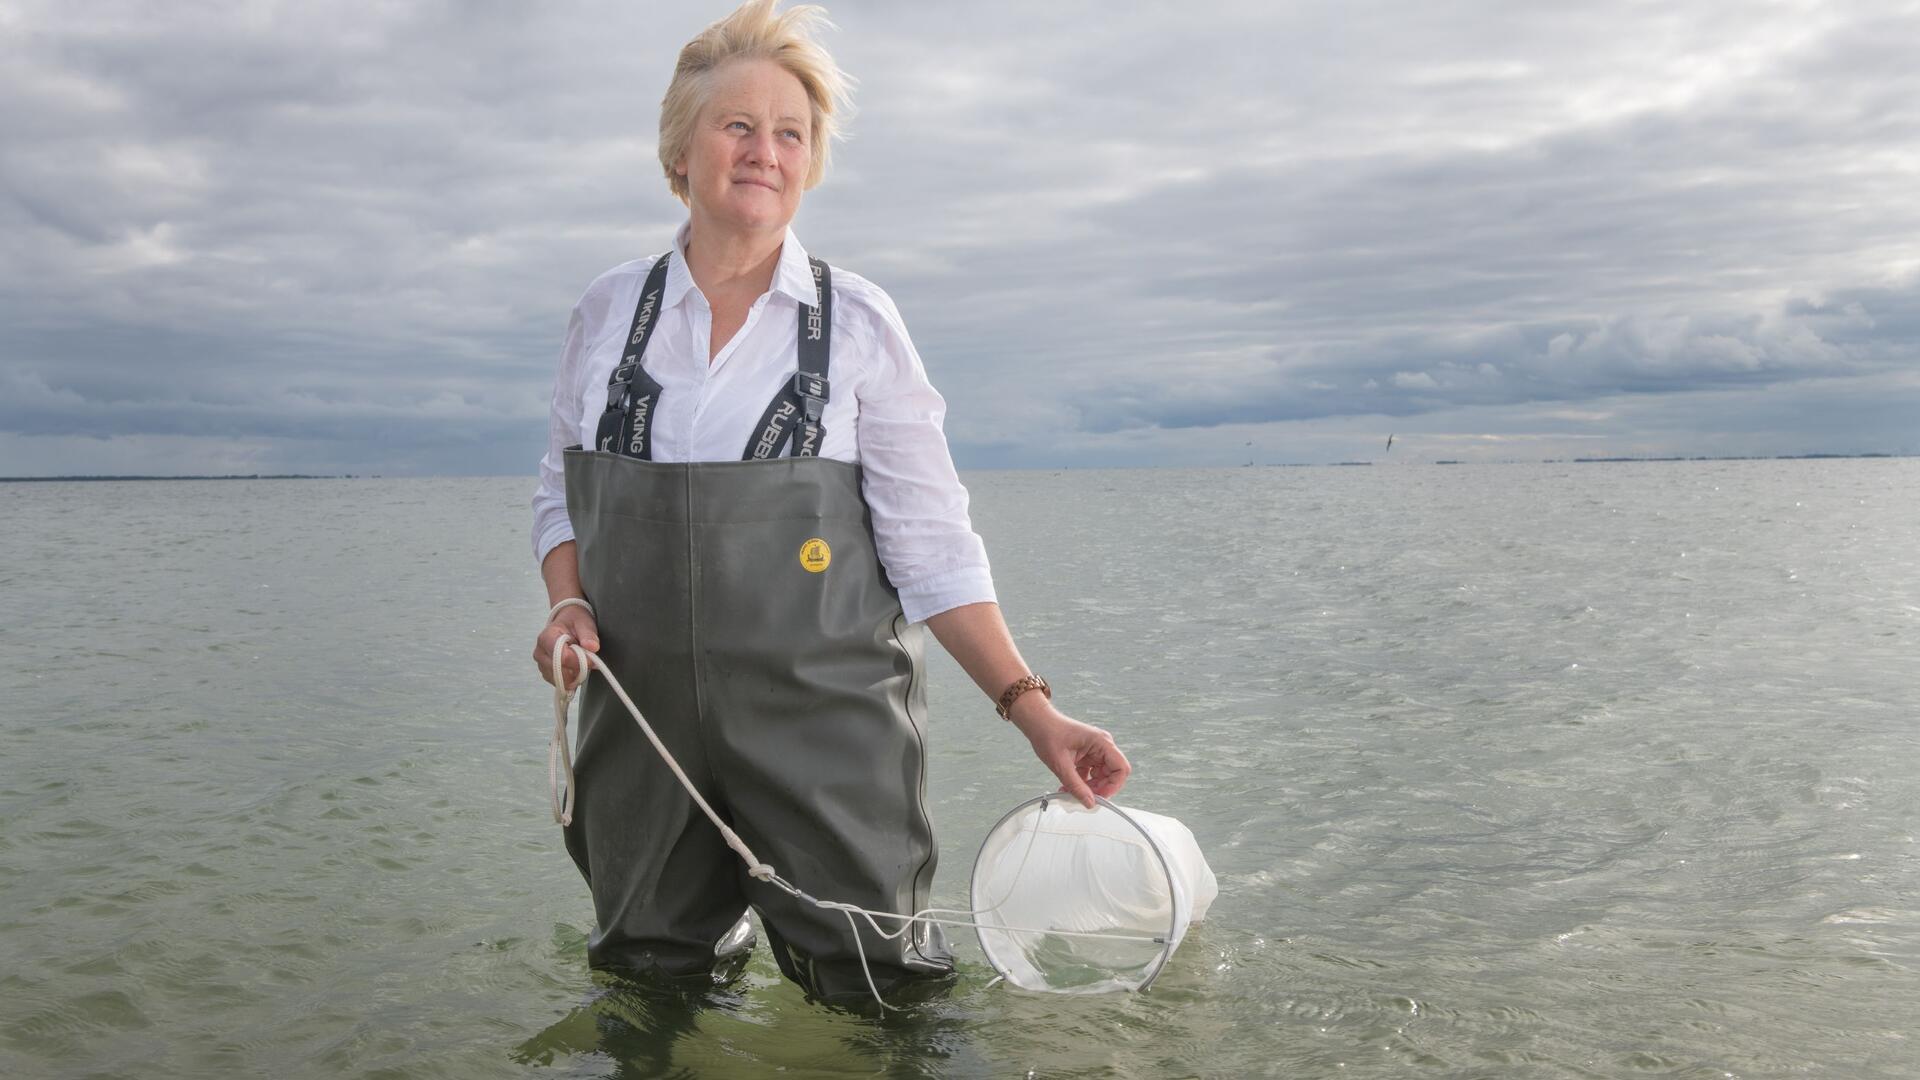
[970,793,1217,993]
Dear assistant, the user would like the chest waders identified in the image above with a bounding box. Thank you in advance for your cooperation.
[561,254,953,1000]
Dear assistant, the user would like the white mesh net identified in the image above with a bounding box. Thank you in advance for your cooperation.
[969,796,1218,993]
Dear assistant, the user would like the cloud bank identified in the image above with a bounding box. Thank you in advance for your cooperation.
[2,0,1917,474]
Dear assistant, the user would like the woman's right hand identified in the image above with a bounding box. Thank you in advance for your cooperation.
[535,606,601,689]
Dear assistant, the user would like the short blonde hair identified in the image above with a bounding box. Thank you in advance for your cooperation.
[659,0,854,203]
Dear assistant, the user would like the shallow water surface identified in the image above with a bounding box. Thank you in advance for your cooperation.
[2,460,1917,1077]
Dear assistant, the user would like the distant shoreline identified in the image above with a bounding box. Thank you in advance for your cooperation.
[1562,453,1901,463]
[0,453,1907,481]
[1261,452,1909,467]
[0,474,360,482]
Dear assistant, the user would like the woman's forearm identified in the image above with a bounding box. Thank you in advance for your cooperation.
[925,600,1131,803]
[541,540,586,608]
[923,601,1035,714]
[535,540,599,686]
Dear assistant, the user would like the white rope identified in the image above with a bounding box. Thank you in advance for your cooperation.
[547,596,595,623]
[549,636,774,879]
[548,679,576,825]
[545,635,1166,1009]
[545,599,592,827]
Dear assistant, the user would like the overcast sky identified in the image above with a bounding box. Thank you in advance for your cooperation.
[3,0,1918,475]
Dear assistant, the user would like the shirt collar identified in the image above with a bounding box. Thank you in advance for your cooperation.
[668,222,821,310]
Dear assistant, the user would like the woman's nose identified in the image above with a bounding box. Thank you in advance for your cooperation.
[746,130,778,167]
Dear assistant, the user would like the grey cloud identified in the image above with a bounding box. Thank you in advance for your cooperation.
[3,0,1918,474]
[1072,292,1916,434]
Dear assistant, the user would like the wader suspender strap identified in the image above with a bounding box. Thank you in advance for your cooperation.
[743,258,833,460]
[594,256,672,459]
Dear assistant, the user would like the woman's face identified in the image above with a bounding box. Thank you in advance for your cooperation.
[677,58,812,237]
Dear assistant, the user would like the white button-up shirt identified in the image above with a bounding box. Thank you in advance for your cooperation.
[531,223,995,624]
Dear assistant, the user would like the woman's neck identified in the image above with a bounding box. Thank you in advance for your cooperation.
[682,212,785,301]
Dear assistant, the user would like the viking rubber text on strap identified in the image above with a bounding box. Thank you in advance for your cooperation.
[594,253,834,462]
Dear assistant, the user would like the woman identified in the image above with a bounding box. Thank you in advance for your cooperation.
[530,0,1130,1002]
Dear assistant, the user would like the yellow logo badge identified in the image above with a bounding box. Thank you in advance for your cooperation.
[799,538,832,573]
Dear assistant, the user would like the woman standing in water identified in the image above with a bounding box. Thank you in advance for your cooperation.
[530,0,1130,1003]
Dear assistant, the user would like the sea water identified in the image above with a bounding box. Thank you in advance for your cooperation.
[2,459,1916,1077]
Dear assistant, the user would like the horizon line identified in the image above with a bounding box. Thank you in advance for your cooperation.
[2,452,1911,482]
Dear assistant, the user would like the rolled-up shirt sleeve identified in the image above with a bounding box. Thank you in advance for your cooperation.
[851,291,997,624]
[530,300,588,569]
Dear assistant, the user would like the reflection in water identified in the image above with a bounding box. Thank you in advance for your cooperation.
[511,974,720,1076]
[511,962,982,1076]
[832,986,984,1079]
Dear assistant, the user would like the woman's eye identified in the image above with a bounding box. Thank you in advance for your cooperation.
[781,129,804,142]
[728,121,750,132]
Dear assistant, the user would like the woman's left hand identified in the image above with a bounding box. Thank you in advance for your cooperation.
[1007,699,1132,809]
